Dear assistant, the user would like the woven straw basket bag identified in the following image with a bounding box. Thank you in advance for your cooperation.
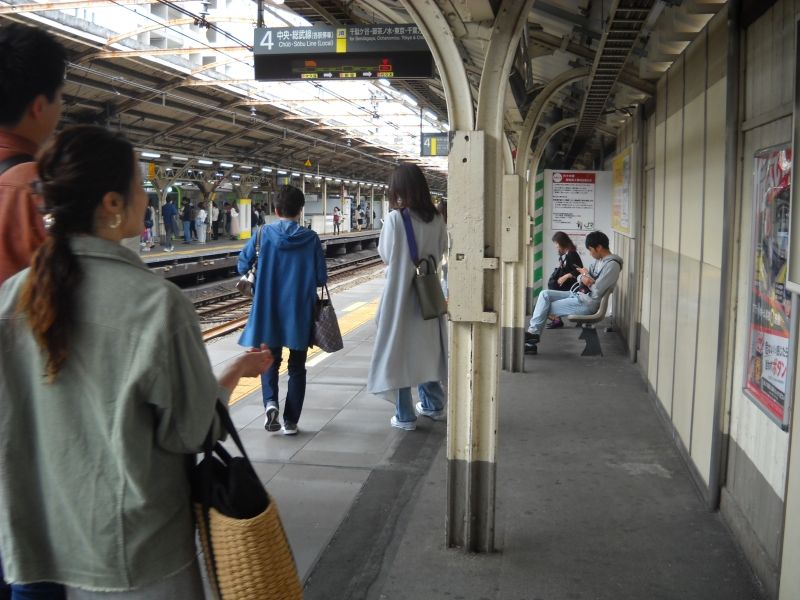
[193,402,302,600]
[195,498,302,600]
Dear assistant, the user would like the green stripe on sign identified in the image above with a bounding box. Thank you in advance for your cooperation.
[532,168,545,300]
[534,214,543,227]
[533,231,543,246]
[534,250,543,262]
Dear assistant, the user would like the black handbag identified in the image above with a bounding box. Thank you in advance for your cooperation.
[311,284,344,353]
[400,209,447,320]
[236,226,263,297]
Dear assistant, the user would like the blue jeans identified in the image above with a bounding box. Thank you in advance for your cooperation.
[182,221,191,242]
[9,584,65,600]
[528,289,594,335]
[261,347,307,425]
[395,382,445,423]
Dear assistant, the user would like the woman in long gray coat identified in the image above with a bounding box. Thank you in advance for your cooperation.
[367,164,447,430]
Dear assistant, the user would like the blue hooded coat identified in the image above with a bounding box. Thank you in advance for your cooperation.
[237,220,327,349]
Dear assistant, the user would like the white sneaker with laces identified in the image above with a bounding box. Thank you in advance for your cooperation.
[390,416,416,431]
[415,402,446,421]
[264,405,280,432]
[281,422,298,436]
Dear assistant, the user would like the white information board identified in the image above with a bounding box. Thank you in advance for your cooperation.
[550,171,596,230]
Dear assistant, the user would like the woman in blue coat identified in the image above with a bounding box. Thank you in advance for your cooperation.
[238,185,327,435]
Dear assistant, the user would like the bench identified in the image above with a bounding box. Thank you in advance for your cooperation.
[566,287,614,356]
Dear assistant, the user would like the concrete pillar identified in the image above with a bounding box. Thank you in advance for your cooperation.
[322,180,328,234]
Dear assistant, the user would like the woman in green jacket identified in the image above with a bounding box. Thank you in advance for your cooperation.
[0,126,272,598]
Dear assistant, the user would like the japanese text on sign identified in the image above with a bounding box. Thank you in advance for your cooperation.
[551,171,596,231]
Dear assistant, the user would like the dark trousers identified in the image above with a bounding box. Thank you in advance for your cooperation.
[260,347,308,425]
[333,222,340,234]
[212,220,220,239]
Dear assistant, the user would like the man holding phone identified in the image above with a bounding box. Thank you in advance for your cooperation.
[525,231,622,354]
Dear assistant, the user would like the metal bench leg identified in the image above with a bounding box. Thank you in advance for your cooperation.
[578,327,603,356]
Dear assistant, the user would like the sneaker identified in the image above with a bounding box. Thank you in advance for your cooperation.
[264,405,280,432]
[390,416,416,431]
[524,341,538,355]
[525,331,540,344]
[281,422,298,436]
[415,402,446,421]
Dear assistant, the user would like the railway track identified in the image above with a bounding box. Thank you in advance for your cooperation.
[196,252,382,341]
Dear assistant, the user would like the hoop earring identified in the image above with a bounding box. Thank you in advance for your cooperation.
[108,214,122,229]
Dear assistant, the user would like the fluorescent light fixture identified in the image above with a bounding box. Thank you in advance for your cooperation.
[171,155,189,161]
[277,170,287,175]
[335,178,341,183]
[325,177,333,181]
[261,167,273,173]
[314,176,322,180]
[304,174,312,179]
[240,165,253,170]
[378,79,391,87]
[232,174,241,179]
[220,162,234,168]
[344,179,350,184]
[423,111,437,121]
[215,172,223,177]
[291,172,300,177]
[400,94,417,106]
[141,151,161,159]
[252,185,259,189]
[198,159,213,165]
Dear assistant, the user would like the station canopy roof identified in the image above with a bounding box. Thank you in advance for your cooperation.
[0,0,726,193]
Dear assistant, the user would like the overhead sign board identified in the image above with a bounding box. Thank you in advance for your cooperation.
[421,132,450,157]
[254,24,433,81]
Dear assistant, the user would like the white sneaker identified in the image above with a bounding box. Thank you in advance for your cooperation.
[264,405,280,432]
[415,402,446,421]
[390,416,416,431]
[281,422,298,436]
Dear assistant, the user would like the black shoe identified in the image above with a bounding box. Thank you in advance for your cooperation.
[264,405,280,432]
[546,319,563,329]
[524,341,538,355]
[525,332,540,344]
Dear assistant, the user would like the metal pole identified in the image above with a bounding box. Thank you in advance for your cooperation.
[709,0,740,511]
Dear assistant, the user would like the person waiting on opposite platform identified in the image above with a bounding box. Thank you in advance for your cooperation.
[545,231,583,329]
[525,230,622,355]
[367,163,448,431]
[180,199,192,244]
[0,125,273,599]
[211,200,220,240]
[237,185,327,436]
[333,206,341,234]
[229,202,240,240]
[195,201,207,244]
[161,196,178,252]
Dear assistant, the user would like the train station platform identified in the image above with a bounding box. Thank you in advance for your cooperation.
[206,277,765,600]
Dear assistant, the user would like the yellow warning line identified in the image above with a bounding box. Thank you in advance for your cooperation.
[228,297,379,406]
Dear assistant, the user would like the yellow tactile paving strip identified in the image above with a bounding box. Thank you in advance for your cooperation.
[228,297,379,406]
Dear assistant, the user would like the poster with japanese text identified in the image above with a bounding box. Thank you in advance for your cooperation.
[745,145,794,426]
[551,172,595,230]
[612,147,632,236]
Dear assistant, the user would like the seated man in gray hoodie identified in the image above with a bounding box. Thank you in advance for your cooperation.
[525,230,622,354]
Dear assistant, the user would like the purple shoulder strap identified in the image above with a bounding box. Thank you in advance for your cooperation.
[400,209,420,265]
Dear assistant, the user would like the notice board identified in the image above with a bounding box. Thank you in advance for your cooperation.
[612,146,633,236]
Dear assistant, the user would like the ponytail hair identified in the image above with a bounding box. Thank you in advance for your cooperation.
[17,125,135,380]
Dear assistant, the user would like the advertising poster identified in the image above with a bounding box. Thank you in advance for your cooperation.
[612,147,632,236]
[551,171,595,230]
[745,145,793,425]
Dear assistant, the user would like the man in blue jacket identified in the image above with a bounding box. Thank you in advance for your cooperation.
[237,186,328,435]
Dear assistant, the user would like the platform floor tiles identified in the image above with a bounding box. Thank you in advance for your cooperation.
[207,279,765,600]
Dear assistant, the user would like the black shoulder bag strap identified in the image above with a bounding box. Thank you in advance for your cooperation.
[0,154,34,178]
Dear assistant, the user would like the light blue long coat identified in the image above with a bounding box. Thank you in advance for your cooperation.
[367,209,448,396]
